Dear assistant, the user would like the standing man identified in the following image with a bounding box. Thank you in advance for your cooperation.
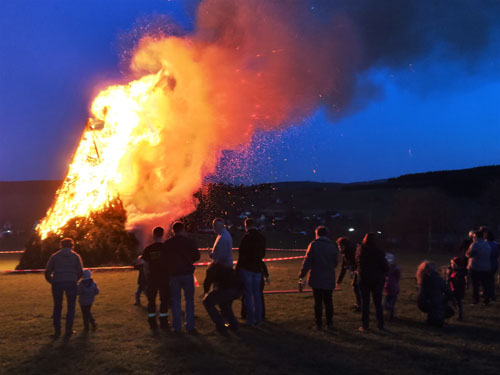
[142,226,169,330]
[210,218,233,268]
[466,229,492,305]
[299,226,338,330]
[356,233,388,332]
[45,238,83,340]
[164,221,201,333]
[236,218,266,326]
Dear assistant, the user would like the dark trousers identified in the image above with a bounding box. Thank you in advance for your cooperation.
[80,304,95,330]
[470,270,491,304]
[241,276,266,321]
[383,294,398,319]
[203,288,241,330]
[313,288,333,327]
[146,277,170,316]
[52,282,77,334]
[359,282,384,329]
[488,269,497,301]
[352,273,361,307]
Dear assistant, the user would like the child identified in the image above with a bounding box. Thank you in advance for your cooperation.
[383,253,401,320]
[133,256,147,305]
[447,256,467,320]
[77,269,99,331]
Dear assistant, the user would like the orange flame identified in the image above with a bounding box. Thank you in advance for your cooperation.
[37,1,360,238]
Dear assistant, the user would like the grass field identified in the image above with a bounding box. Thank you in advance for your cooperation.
[1,250,499,375]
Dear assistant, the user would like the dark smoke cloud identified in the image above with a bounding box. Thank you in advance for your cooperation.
[189,0,500,119]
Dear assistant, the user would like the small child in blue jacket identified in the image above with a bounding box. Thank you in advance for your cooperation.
[78,269,100,331]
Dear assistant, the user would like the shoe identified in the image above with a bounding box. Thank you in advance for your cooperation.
[353,305,361,312]
[134,301,141,306]
[63,330,76,340]
[187,328,200,335]
[358,326,368,332]
[91,322,97,331]
[216,326,229,336]
[315,325,323,331]
[148,317,158,330]
[50,331,61,340]
[159,316,169,331]
[327,324,334,331]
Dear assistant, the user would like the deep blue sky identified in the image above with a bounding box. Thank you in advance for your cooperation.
[1,0,499,183]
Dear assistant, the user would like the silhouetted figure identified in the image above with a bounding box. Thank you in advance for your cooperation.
[77,269,99,331]
[383,253,400,320]
[202,263,243,334]
[356,233,388,332]
[142,226,169,330]
[484,229,499,302]
[133,256,147,305]
[336,236,361,311]
[241,261,269,321]
[299,226,338,330]
[164,221,201,333]
[417,261,453,327]
[236,218,266,326]
[466,230,492,305]
[447,256,466,320]
[45,238,83,340]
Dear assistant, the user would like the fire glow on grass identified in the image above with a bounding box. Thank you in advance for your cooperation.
[36,0,364,239]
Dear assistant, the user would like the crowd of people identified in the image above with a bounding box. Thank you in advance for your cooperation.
[43,221,499,340]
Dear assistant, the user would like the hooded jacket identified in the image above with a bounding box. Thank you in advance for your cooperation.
[45,247,84,284]
[78,278,100,306]
[299,236,338,290]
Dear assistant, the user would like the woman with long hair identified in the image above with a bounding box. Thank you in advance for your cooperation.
[416,261,452,327]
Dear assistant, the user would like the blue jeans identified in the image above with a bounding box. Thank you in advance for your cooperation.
[239,269,263,325]
[52,282,77,334]
[169,274,195,332]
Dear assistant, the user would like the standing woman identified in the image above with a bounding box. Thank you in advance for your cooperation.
[356,233,388,332]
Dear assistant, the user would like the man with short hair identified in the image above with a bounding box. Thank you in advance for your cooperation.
[142,226,169,330]
[236,218,266,326]
[164,221,201,333]
[210,218,233,268]
[45,238,84,339]
[299,226,338,330]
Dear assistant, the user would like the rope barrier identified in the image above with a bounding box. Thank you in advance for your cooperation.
[1,254,306,274]
[0,248,305,255]
[0,250,24,254]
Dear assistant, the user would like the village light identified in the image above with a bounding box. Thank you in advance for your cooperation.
[348,228,355,232]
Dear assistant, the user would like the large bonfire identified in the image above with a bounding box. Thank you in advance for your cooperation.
[36,0,359,241]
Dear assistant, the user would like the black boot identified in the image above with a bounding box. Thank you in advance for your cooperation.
[148,316,158,330]
[159,316,169,331]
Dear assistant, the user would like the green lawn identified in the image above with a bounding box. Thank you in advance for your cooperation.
[1,251,499,375]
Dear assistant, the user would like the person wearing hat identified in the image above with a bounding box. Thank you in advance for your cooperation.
[45,237,84,339]
[77,269,100,331]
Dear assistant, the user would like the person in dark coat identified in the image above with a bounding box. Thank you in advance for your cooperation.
[484,229,499,302]
[236,218,266,326]
[201,262,243,334]
[383,253,401,321]
[45,237,84,340]
[417,261,453,327]
[142,226,169,330]
[299,226,339,330]
[447,256,466,320]
[336,236,361,311]
[163,221,201,333]
[133,256,147,305]
[355,233,388,331]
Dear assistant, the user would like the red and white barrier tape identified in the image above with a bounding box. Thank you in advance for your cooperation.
[199,248,305,252]
[0,248,305,255]
[1,255,306,274]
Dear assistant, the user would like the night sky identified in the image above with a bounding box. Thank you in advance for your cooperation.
[1,0,499,183]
